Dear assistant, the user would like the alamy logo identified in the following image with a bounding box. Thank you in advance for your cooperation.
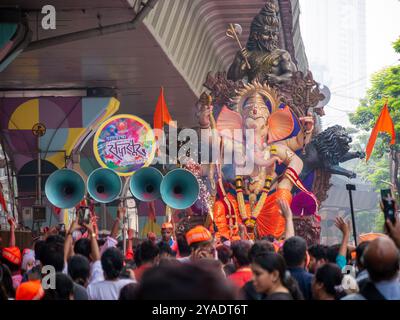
[41,265,56,289]
[341,265,357,290]
[41,5,56,30]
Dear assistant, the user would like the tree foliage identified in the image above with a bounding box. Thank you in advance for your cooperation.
[355,210,383,234]
[349,67,400,148]
[351,132,391,190]
[394,37,400,54]
[349,37,400,232]
[350,36,400,171]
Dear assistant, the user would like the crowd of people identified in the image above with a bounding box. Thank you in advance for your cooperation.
[1,200,400,301]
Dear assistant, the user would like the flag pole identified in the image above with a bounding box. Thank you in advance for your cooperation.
[161,87,166,173]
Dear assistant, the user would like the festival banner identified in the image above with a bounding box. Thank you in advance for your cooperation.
[93,114,156,176]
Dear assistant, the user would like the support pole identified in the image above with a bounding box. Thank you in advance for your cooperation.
[101,203,106,231]
[0,137,16,220]
[346,184,357,247]
[121,177,130,256]
[122,206,127,256]
[37,148,42,205]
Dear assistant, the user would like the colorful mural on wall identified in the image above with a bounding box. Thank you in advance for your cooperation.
[0,95,120,227]
[0,96,119,171]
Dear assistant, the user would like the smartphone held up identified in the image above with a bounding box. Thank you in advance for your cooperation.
[77,207,91,226]
[381,189,397,224]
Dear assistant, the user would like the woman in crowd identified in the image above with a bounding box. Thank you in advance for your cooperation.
[312,263,347,300]
[251,252,303,300]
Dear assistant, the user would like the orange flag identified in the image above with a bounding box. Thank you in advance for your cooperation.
[365,103,396,161]
[153,87,175,131]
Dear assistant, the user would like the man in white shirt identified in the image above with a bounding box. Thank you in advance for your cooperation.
[87,247,135,300]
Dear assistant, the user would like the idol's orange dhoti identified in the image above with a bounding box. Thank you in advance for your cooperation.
[213,189,292,240]
[256,189,292,239]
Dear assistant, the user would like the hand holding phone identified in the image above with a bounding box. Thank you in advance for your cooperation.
[381,189,396,224]
[77,207,90,226]
[386,212,400,249]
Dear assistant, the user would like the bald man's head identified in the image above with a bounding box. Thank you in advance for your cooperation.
[363,237,399,282]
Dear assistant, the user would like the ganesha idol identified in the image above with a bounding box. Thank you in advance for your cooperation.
[211,81,317,241]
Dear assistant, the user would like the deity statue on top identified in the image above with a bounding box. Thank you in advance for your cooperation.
[227,0,297,84]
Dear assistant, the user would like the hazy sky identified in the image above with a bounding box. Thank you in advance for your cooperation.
[299,0,400,128]
[366,0,400,76]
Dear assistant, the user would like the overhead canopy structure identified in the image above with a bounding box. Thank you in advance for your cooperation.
[0,0,308,126]
[0,8,32,72]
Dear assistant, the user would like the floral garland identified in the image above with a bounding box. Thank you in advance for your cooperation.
[236,145,278,231]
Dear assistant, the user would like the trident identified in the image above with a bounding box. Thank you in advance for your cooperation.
[226,23,251,70]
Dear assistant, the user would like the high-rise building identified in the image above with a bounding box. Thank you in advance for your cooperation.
[299,0,367,128]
